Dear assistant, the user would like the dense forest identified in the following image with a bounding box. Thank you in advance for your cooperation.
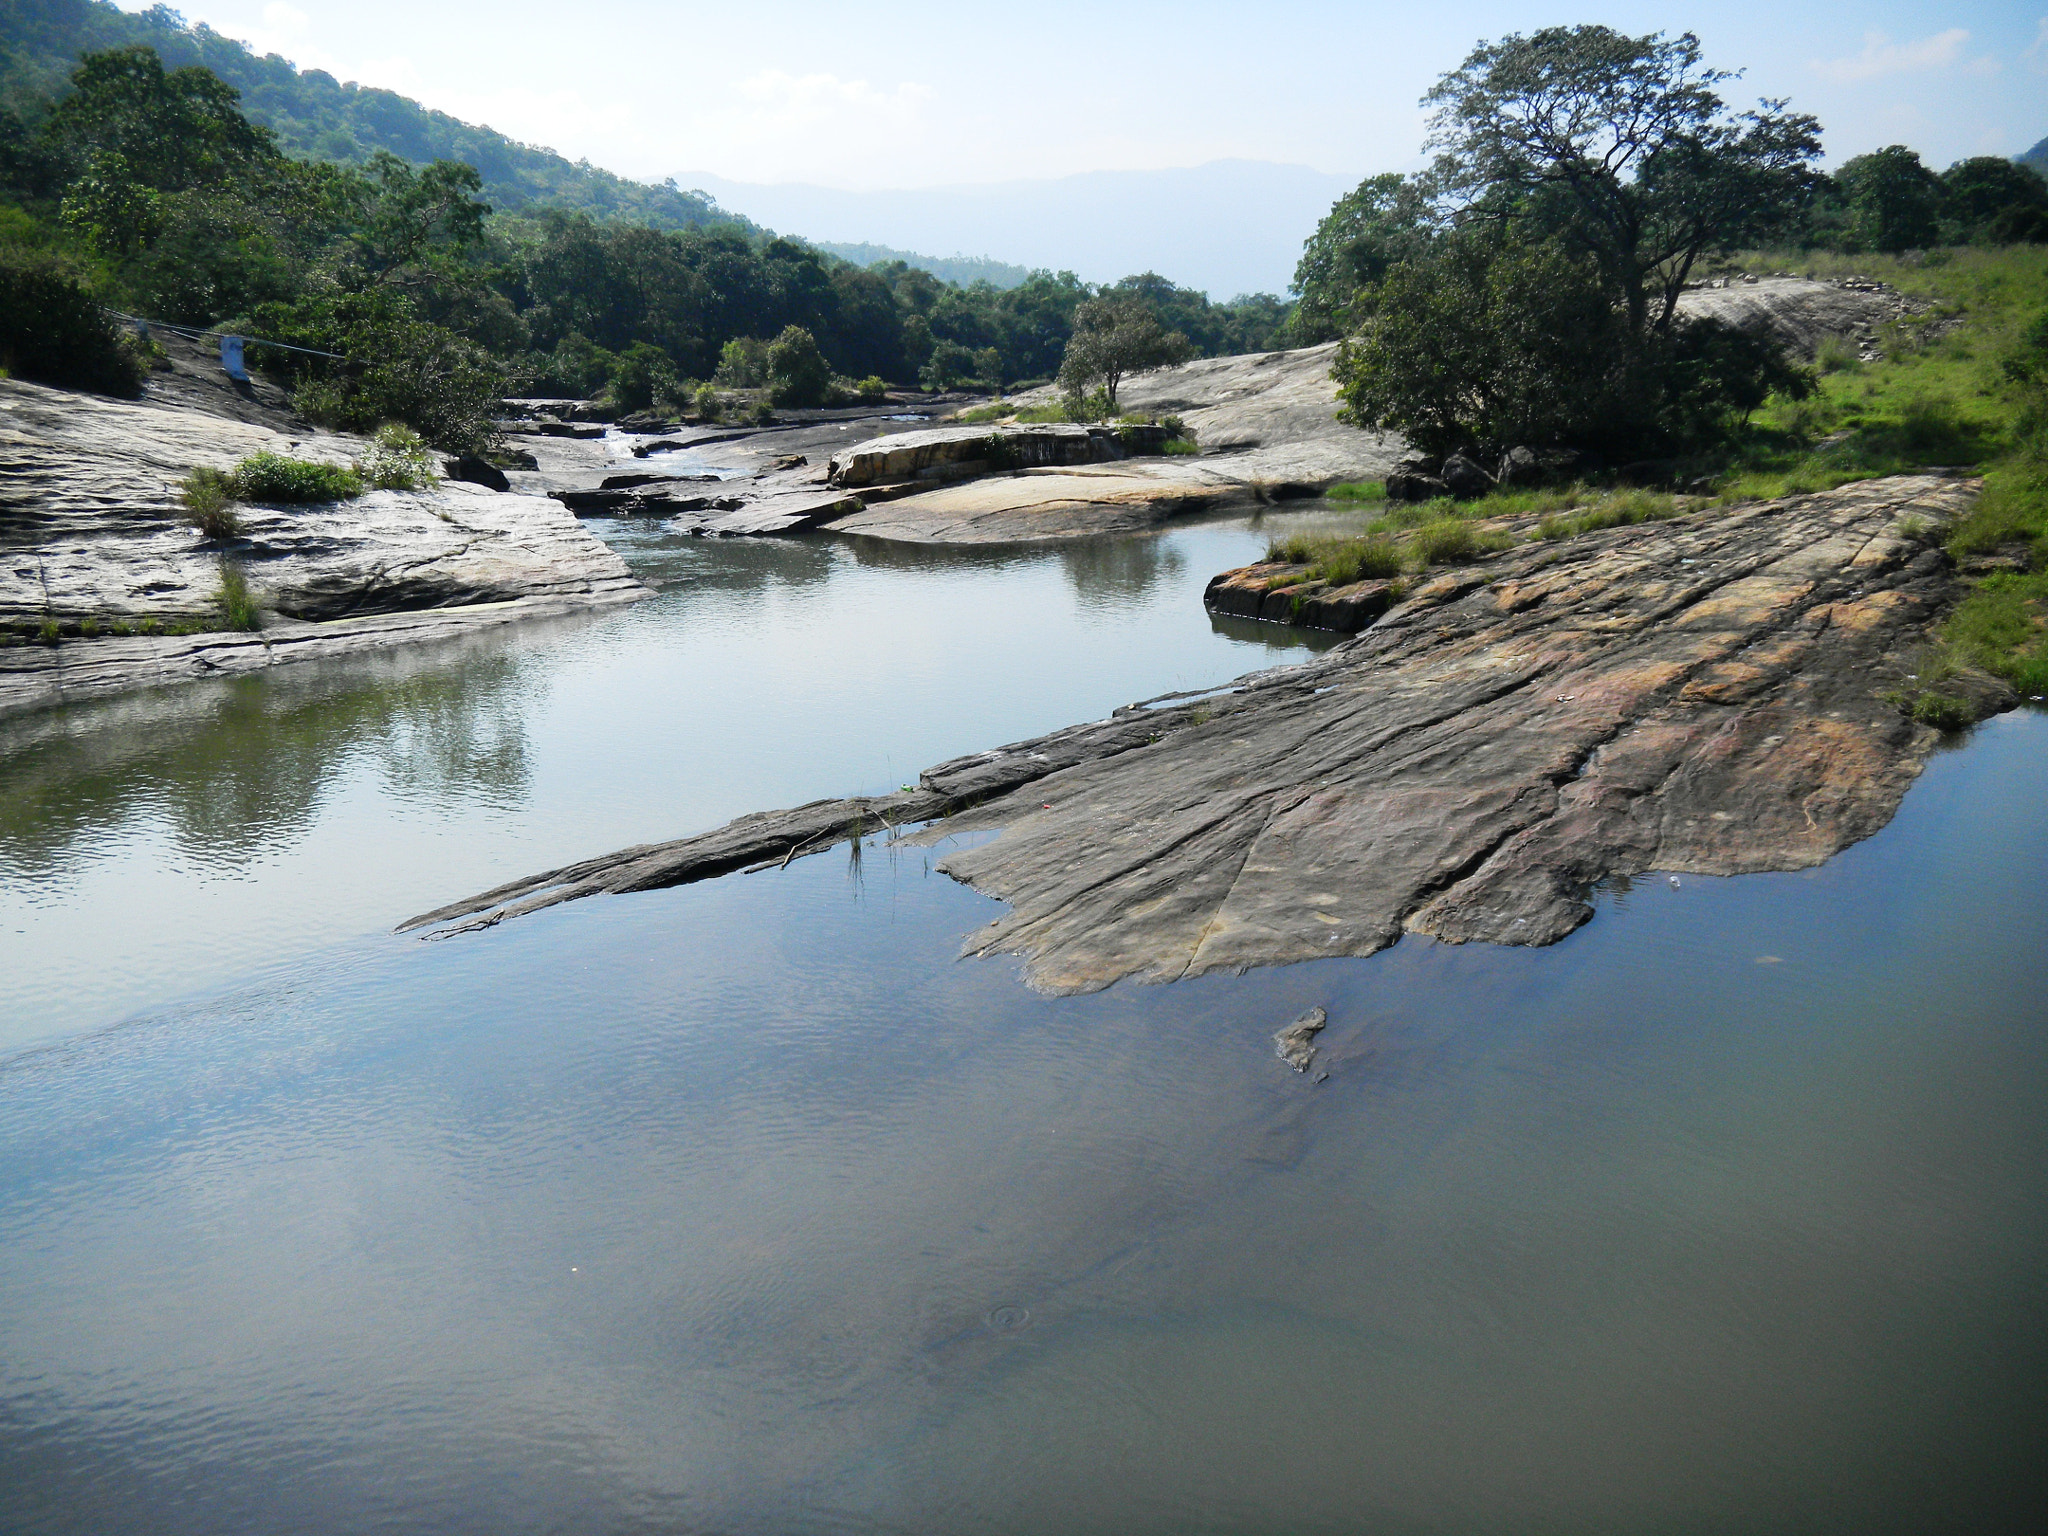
[0,26,1289,450]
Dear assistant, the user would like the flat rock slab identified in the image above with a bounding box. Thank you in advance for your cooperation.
[405,474,2002,996]
[825,463,1244,543]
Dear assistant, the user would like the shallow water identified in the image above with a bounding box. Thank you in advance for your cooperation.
[2,510,2044,1533]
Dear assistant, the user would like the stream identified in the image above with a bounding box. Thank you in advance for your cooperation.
[2,508,2043,1533]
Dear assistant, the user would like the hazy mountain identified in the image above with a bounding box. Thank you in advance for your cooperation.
[810,242,1033,290]
[679,161,1359,300]
[2020,136,2048,179]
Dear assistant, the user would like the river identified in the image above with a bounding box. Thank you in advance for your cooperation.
[2,509,2043,1533]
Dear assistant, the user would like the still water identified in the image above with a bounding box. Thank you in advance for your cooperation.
[1,512,2044,1533]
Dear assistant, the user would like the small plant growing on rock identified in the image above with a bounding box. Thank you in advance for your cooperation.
[233,451,363,503]
[216,561,260,632]
[181,466,242,539]
[1911,691,1973,731]
[357,424,438,491]
[693,383,722,423]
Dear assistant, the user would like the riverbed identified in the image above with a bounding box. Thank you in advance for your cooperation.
[2,508,2044,1533]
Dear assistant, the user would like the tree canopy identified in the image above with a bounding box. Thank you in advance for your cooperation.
[1422,25,1821,334]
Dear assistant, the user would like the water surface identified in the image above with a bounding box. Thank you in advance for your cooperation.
[1,510,2043,1533]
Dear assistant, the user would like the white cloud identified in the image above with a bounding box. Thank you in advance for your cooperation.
[1813,29,1972,82]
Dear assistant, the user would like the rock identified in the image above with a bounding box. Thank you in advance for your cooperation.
[524,421,608,440]
[1440,452,1496,499]
[1385,469,1450,503]
[1497,446,1542,487]
[402,475,2000,999]
[443,454,510,492]
[1274,1007,1328,1072]
[492,448,540,471]
[1,375,649,704]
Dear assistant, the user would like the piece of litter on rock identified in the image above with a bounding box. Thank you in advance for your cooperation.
[1513,917,1527,926]
[1042,803,1053,810]
[1667,876,1681,887]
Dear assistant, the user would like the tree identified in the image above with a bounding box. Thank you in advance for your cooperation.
[1290,173,1436,342]
[1940,157,2048,244]
[40,45,277,193]
[1332,233,1629,454]
[1423,26,1821,336]
[1056,293,1192,411]
[1835,146,1943,253]
[764,324,831,407]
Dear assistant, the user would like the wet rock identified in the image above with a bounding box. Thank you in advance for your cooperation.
[1274,1007,1328,1072]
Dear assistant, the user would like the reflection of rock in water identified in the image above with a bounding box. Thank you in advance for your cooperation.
[0,646,535,875]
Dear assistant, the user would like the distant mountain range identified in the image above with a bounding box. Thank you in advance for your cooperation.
[2021,136,2048,179]
[681,163,1357,300]
[808,243,1034,290]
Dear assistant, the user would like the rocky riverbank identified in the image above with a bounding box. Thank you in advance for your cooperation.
[404,472,2010,993]
[1,363,648,716]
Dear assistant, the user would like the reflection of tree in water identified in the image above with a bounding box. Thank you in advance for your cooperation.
[839,529,1187,608]
[598,525,841,596]
[0,648,535,879]
[1057,536,1184,606]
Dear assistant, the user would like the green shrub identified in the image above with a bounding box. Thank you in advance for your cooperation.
[357,423,438,491]
[1162,438,1200,455]
[0,243,148,397]
[180,466,242,538]
[693,382,722,422]
[233,451,362,503]
[765,324,831,408]
[607,341,681,413]
[1911,691,1973,731]
[854,375,889,404]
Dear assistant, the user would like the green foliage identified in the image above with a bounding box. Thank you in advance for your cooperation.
[1412,518,1479,565]
[358,423,438,490]
[1909,691,1974,731]
[1332,234,1628,454]
[714,335,769,388]
[765,324,831,407]
[256,288,506,454]
[179,465,241,538]
[1536,489,1679,540]
[1423,25,1821,333]
[606,341,681,413]
[215,560,260,631]
[1057,292,1193,410]
[1161,437,1200,455]
[0,240,147,395]
[1290,173,1436,343]
[692,382,722,422]
[231,451,362,502]
[853,374,889,403]
[1835,146,1945,254]
[1326,481,1387,502]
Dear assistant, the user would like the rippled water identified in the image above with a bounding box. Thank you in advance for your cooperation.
[2,511,2044,1533]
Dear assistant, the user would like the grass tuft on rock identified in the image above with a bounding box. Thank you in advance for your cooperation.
[216,561,261,632]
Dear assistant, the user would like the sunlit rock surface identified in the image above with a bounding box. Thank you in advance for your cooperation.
[407,474,2008,993]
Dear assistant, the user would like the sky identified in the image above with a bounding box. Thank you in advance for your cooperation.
[123,0,2047,191]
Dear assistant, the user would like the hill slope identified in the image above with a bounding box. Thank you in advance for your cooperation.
[0,0,744,230]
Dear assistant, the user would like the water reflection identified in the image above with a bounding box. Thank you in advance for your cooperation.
[0,650,537,879]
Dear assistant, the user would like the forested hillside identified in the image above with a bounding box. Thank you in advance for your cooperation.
[0,0,743,229]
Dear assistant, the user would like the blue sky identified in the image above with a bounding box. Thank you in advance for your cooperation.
[126,1,2048,189]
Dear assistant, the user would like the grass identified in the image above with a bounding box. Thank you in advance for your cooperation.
[216,561,261,632]
[1716,245,2048,712]
[1326,480,1386,502]
[1536,488,1681,541]
[180,465,242,539]
[1265,531,1404,585]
